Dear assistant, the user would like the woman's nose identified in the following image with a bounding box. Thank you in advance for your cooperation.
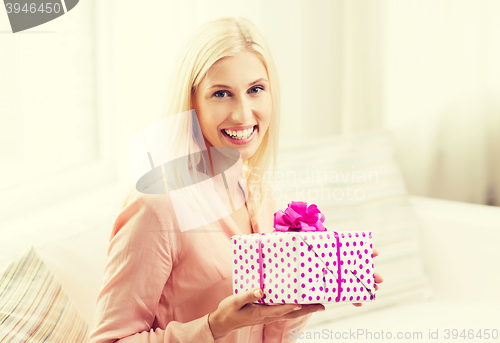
[232,96,254,123]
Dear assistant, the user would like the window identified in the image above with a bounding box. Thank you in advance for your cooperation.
[0,1,116,223]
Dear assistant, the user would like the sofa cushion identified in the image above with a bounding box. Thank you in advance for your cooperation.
[35,226,110,325]
[0,247,89,342]
[272,130,432,325]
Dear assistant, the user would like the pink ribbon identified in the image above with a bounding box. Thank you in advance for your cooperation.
[257,235,265,304]
[333,232,342,302]
[254,202,328,304]
[273,201,327,232]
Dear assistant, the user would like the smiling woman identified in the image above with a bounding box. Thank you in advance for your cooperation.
[138,16,284,231]
[88,16,329,343]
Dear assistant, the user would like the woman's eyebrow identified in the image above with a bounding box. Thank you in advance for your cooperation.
[251,78,269,85]
[208,78,269,89]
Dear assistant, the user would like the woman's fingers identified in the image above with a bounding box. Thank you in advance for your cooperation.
[374,272,383,291]
[233,288,264,310]
[251,303,323,322]
[258,304,302,318]
[372,250,382,292]
[232,303,327,334]
[218,289,327,336]
[277,304,325,320]
[236,289,302,318]
[210,289,267,339]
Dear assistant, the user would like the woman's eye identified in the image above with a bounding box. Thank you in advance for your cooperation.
[213,90,230,98]
[250,86,264,94]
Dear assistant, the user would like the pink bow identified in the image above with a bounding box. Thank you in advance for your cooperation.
[273,201,326,232]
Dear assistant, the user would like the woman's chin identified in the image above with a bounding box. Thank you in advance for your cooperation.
[231,146,255,161]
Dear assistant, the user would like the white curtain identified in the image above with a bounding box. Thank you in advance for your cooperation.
[290,0,500,207]
[338,0,384,134]
[381,0,500,206]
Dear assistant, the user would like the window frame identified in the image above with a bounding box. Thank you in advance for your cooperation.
[0,1,117,225]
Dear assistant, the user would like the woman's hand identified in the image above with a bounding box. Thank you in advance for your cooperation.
[208,248,384,339]
[352,248,383,307]
[208,289,325,340]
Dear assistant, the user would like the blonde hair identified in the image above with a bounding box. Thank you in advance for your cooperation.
[124,16,280,229]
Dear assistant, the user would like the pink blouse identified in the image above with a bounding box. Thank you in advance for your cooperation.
[89,172,312,342]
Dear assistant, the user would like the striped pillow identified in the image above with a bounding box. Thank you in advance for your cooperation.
[272,130,432,325]
[0,247,89,342]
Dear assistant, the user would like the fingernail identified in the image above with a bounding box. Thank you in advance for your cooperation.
[254,289,262,297]
[293,306,301,311]
[319,307,326,311]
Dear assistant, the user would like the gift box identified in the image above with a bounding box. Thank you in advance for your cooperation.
[231,201,376,304]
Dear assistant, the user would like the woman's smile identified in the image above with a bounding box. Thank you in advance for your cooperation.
[220,125,259,145]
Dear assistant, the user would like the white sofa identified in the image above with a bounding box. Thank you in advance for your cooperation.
[302,195,500,342]
[2,191,499,342]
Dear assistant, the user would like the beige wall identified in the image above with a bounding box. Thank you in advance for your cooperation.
[381,0,500,205]
[112,0,500,206]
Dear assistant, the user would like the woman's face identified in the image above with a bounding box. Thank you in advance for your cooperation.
[192,50,272,160]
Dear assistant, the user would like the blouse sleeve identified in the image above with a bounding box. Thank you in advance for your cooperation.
[88,194,215,343]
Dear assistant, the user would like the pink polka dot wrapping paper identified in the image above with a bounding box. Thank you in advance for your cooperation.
[231,231,376,304]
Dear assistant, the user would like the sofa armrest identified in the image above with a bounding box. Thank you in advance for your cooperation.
[409,195,500,302]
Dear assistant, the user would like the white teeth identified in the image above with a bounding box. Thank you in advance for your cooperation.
[223,127,255,139]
